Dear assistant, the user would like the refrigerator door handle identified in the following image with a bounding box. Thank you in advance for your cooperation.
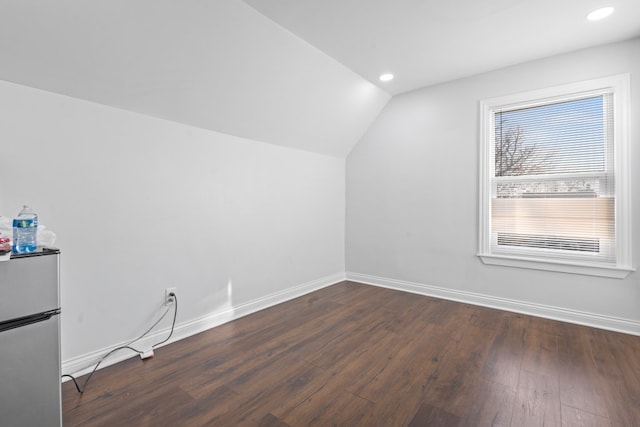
[0,309,61,333]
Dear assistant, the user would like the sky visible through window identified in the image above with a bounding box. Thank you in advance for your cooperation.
[495,95,606,176]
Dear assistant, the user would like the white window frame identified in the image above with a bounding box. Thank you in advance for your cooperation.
[478,74,633,278]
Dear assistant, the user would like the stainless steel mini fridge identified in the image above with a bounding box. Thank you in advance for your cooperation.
[0,248,62,427]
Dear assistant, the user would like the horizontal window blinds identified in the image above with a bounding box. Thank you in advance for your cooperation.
[491,94,615,262]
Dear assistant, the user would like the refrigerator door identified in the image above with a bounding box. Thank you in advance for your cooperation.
[0,251,59,323]
[0,315,62,426]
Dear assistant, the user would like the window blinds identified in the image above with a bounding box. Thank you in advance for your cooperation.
[491,93,615,263]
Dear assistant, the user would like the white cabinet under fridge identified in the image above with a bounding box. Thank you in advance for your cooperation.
[0,248,62,427]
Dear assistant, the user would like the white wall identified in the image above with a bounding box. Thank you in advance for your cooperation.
[346,38,640,333]
[0,80,345,370]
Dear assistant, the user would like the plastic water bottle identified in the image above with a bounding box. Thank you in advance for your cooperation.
[13,205,38,253]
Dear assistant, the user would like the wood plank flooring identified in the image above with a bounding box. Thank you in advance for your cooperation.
[62,281,640,426]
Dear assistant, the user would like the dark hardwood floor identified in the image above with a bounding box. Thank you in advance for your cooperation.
[62,281,640,426]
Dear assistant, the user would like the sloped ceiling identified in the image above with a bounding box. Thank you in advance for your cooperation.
[0,0,390,158]
[1,1,638,157]
[243,0,640,95]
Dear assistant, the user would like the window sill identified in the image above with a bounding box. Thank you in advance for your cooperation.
[477,253,634,279]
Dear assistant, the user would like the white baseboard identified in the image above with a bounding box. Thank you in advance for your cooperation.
[346,271,640,336]
[63,269,639,381]
[62,272,346,379]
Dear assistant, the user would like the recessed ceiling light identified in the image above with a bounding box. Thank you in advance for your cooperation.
[587,6,614,21]
[379,73,394,82]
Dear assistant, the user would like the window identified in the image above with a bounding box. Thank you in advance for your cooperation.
[478,75,633,278]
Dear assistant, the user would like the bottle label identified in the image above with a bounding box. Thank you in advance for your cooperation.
[13,218,37,228]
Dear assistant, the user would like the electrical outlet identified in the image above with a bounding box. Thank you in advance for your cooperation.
[165,287,177,305]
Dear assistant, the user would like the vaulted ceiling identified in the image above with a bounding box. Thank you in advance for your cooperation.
[243,0,640,95]
[1,0,638,157]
